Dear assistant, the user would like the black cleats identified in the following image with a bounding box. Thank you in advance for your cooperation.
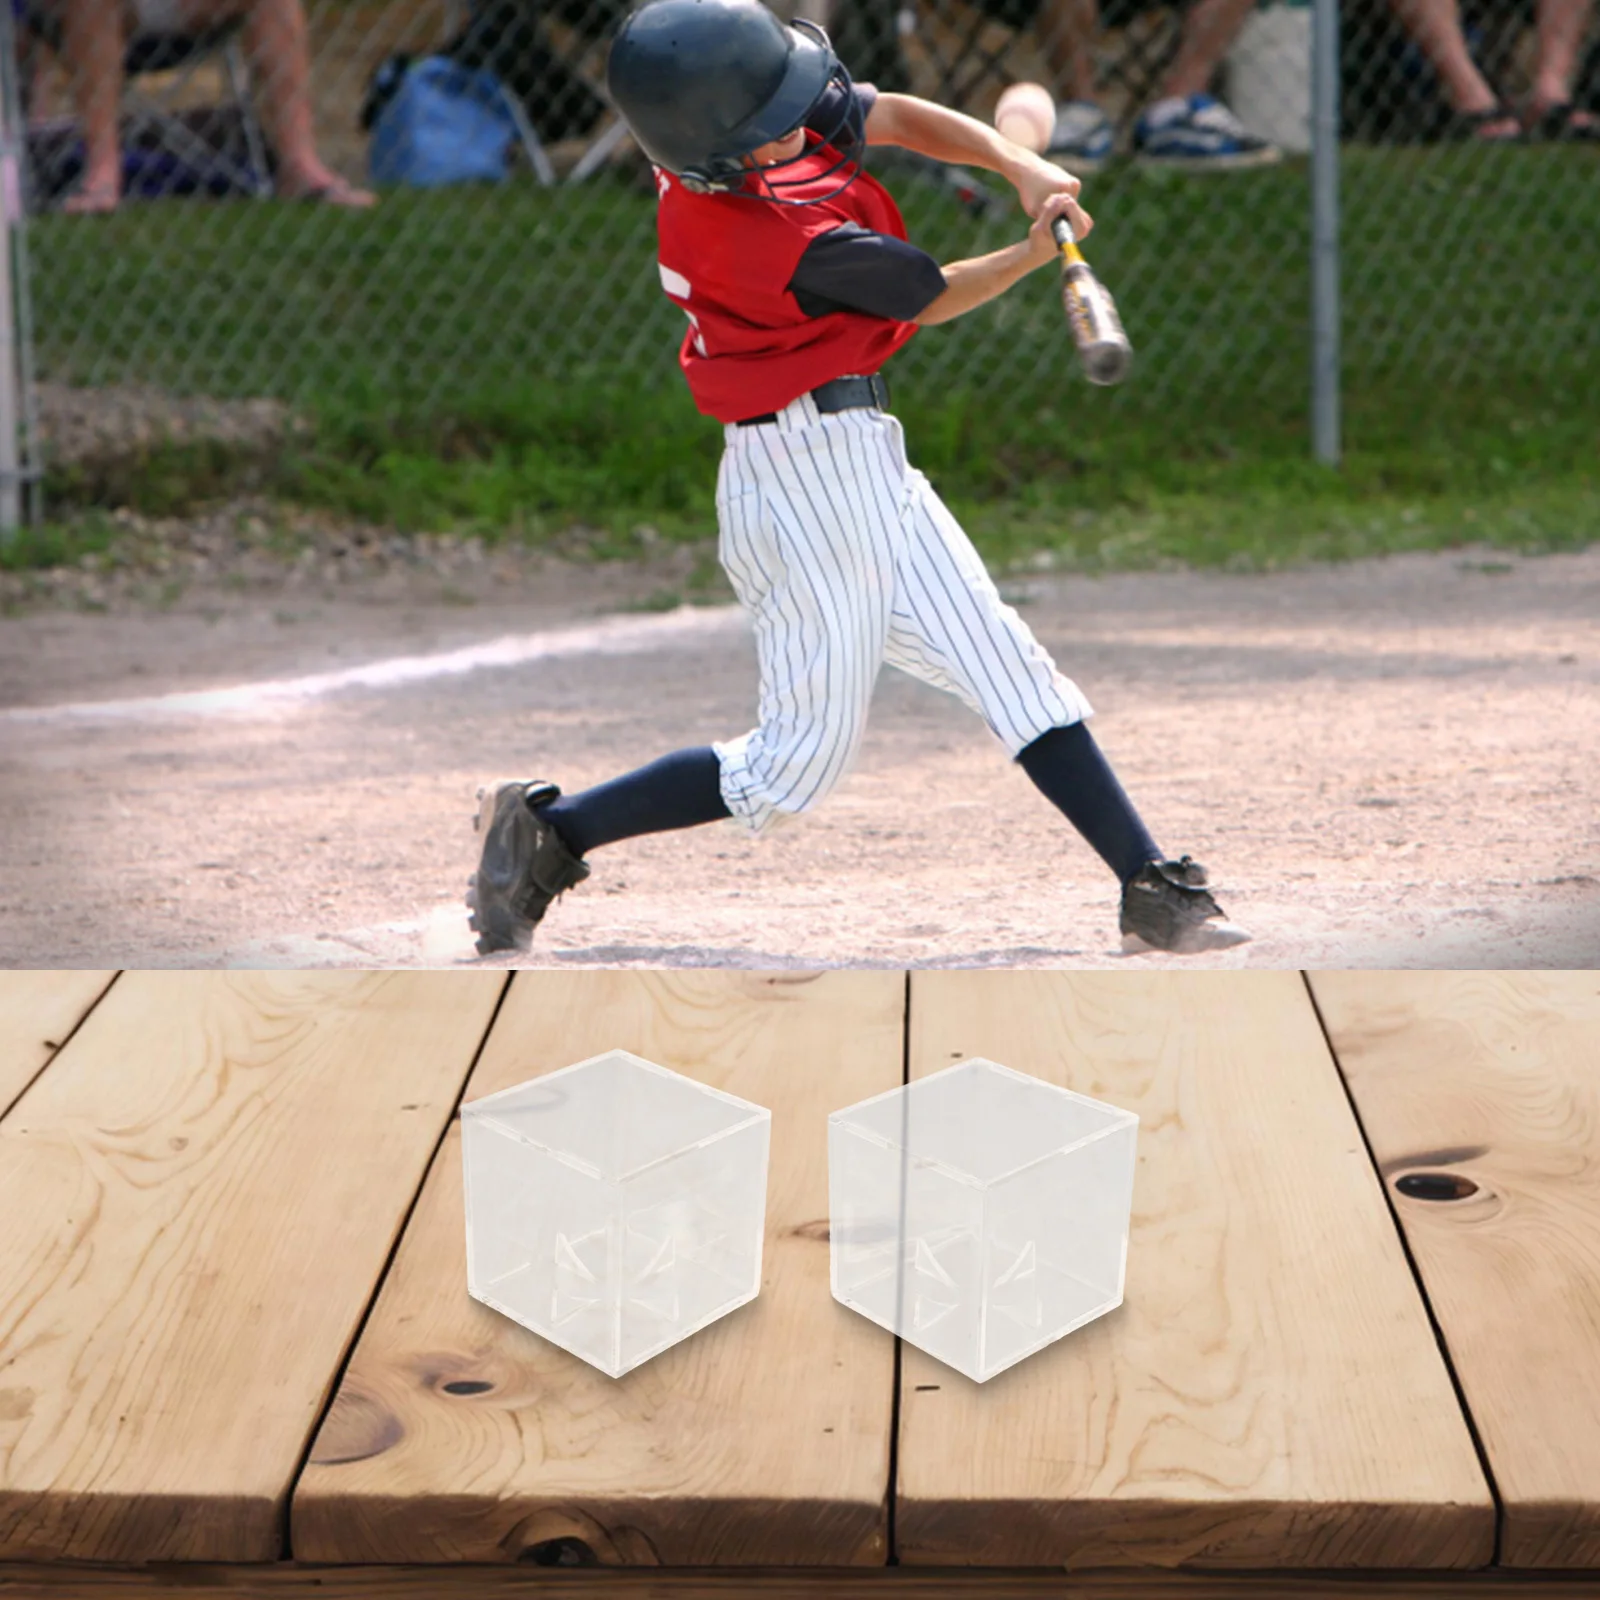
[467,780,590,956]
[1120,856,1251,954]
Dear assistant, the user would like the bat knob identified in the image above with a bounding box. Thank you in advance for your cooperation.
[1085,345,1131,386]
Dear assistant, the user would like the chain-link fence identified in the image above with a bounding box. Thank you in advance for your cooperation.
[6,0,1600,505]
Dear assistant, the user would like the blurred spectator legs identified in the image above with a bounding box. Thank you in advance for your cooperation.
[1034,0,1261,101]
[1389,0,1519,133]
[1389,0,1598,137]
[1528,0,1598,133]
[56,0,122,209]
[50,0,377,211]
[1154,0,1259,99]
[232,0,375,200]
[1033,0,1280,166]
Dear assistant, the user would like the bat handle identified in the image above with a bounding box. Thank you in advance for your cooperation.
[1050,212,1085,265]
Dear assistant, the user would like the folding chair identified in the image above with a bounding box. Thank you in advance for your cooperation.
[19,5,273,207]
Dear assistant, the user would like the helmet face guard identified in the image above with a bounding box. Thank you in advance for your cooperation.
[680,22,867,207]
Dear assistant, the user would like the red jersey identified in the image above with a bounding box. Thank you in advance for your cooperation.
[654,143,921,423]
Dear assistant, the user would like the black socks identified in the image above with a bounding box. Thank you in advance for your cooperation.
[1016,721,1162,886]
[540,746,731,858]
[538,727,1155,884]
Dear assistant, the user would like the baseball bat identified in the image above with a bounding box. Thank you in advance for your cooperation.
[1050,214,1132,386]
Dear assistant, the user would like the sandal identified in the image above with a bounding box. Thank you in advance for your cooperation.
[280,175,378,208]
[1449,103,1523,142]
[1525,101,1600,142]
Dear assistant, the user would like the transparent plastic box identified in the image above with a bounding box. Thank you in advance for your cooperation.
[828,1058,1138,1382]
[462,1050,771,1378]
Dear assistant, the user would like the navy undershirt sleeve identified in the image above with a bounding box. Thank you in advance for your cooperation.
[804,79,878,141]
[788,225,947,321]
[787,79,946,321]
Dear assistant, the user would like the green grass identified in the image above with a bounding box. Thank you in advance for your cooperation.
[0,513,118,573]
[20,373,1590,576]
[21,142,1600,571]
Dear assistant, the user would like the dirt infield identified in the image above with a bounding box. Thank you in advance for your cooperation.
[2,543,1597,968]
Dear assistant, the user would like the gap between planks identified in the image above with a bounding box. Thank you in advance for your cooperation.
[1307,972,1600,1569]
[1,1562,1599,1600]
[894,971,1493,1570]
[0,972,119,1119]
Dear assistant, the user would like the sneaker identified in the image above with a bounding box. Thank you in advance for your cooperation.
[1119,856,1252,954]
[1134,94,1281,171]
[1047,100,1114,172]
[466,780,590,956]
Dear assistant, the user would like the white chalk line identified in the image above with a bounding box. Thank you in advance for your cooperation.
[1,604,746,725]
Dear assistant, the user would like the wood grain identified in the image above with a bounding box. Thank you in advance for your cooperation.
[292,971,905,1568]
[895,971,1494,1570]
[1310,970,1600,1568]
[0,972,506,1564]
[0,973,117,1114]
[1,1565,1598,1600]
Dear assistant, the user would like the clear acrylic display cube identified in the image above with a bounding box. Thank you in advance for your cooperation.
[462,1050,771,1378]
[829,1058,1138,1382]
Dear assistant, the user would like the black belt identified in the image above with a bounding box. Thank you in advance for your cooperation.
[735,372,890,428]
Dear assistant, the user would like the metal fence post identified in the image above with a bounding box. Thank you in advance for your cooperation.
[0,0,23,537]
[1311,0,1341,466]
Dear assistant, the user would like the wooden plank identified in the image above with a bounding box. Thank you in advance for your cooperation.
[292,971,904,1567]
[0,973,117,1113]
[0,972,506,1565]
[2,1568,1600,1600]
[895,971,1494,1570]
[1309,971,1600,1569]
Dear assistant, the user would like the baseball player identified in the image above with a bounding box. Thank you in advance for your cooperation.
[468,0,1250,958]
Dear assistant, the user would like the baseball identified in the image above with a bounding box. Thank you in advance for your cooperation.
[995,81,1056,154]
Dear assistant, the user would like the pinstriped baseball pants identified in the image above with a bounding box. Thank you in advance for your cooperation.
[712,391,1094,835]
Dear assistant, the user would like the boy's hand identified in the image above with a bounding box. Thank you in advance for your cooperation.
[1012,154,1082,220]
[918,190,1095,325]
[1027,190,1093,263]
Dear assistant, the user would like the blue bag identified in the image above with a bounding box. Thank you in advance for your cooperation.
[368,56,518,188]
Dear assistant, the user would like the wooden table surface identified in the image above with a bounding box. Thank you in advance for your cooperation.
[0,970,1595,1599]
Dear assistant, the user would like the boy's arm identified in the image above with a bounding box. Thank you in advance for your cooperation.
[915,191,1079,326]
[865,91,1080,219]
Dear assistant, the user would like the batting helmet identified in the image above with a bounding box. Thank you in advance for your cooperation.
[605,0,865,203]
